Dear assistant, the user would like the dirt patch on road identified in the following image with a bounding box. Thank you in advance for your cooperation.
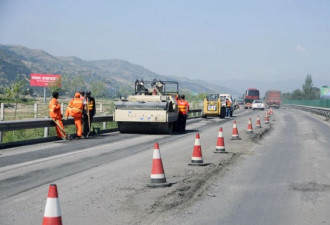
[146,152,240,214]
[143,125,272,217]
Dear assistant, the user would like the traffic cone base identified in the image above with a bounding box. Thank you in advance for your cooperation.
[148,143,171,188]
[214,146,226,153]
[148,181,171,188]
[231,137,241,140]
[188,162,210,166]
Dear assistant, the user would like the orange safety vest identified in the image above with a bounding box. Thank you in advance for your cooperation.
[178,100,190,115]
[66,97,83,118]
[49,98,61,119]
[86,99,94,111]
[226,100,231,108]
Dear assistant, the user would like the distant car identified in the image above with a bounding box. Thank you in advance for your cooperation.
[251,100,265,110]
[237,100,244,105]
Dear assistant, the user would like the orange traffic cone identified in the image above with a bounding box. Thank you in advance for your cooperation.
[256,115,262,128]
[189,133,208,166]
[148,143,171,187]
[42,184,63,225]
[215,127,226,153]
[267,109,271,117]
[231,120,241,140]
[246,118,253,134]
[264,112,269,124]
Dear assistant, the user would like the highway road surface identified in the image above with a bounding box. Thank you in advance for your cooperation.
[0,107,329,225]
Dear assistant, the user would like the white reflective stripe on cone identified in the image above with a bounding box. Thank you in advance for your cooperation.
[151,174,166,179]
[153,150,161,159]
[194,139,201,145]
[192,157,202,160]
[44,198,61,217]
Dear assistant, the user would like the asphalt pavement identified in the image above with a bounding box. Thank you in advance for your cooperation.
[153,108,330,225]
[1,108,329,225]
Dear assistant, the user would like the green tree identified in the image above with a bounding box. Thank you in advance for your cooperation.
[292,89,303,100]
[197,93,208,101]
[282,92,293,100]
[61,74,86,97]
[71,75,86,94]
[91,81,107,98]
[118,85,134,98]
[2,80,25,119]
[302,74,318,100]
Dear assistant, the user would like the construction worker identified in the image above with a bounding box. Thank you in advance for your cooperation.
[49,91,65,139]
[177,94,190,132]
[79,90,87,133]
[83,90,96,137]
[226,98,231,118]
[65,92,84,138]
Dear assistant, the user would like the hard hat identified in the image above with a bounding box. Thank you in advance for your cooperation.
[181,94,185,99]
[75,92,80,98]
[86,90,91,95]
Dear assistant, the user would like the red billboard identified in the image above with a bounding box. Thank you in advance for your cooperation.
[30,74,61,87]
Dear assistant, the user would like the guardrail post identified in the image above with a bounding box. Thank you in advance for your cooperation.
[34,103,38,118]
[100,103,106,129]
[0,103,3,143]
[1,103,4,121]
[100,103,103,115]
[61,103,64,115]
[44,117,49,138]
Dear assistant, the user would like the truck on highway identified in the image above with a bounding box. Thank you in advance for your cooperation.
[244,88,260,109]
[265,90,281,108]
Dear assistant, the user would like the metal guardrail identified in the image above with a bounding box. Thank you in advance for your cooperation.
[0,110,202,132]
[0,109,202,148]
[0,115,113,132]
[285,104,330,118]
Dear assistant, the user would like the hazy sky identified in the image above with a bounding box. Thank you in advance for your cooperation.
[0,0,329,92]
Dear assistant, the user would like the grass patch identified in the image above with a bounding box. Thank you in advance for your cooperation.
[1,121,118,143]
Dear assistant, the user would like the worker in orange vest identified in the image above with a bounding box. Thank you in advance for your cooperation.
[177,94,190,132]
[225,98,231,118]
[49,91,66,139]
[65,92,84,138]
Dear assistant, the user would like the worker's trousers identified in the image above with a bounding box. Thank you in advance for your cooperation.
[54,120,64,138]
[74,117,83,137]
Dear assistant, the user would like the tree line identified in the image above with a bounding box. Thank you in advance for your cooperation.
[282,74,321,100]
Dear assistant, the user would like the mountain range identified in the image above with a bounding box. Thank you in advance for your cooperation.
[0,44,240,97]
